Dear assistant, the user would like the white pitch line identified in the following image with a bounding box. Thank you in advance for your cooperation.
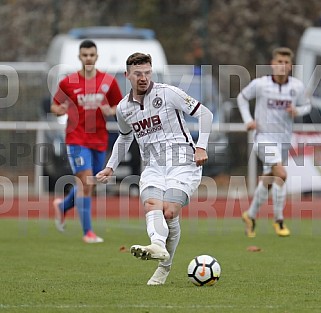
[0,303,296,310]
[1,303,321,310]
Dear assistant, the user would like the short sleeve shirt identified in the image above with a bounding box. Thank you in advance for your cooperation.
[53,70,122,151]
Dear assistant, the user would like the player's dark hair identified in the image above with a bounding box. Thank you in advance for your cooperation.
[126,53,152,71]
[79,40,97,50]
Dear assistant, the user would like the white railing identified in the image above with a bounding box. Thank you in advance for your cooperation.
[1,121,321,195]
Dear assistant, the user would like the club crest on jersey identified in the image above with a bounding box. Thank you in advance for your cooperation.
[152,97,163,108]
[101,84,110,93]
[290,89,296,97]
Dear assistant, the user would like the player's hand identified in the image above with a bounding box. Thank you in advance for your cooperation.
[286,104,298,118]
[194,147,208,167]
[99,104,116,116]
[96,167,114,183]
[246,121,256,131]
[51,102,68,116]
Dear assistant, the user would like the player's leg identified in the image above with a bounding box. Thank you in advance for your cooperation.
[147,189,186,286]
[243,175,271,237]
[53,145,78,231]
[53,187,77,226]
[246,143,276,220]
[160,163,201,264]
[68,146,103,243]
[161,189,186,266]
[75,169,92,237]
[60,186,77,212]
[131,186,170,261]
[243,142,277,237]
[146,164,201,285]
[78,148,106,243]
[130,165,170,261]
[271,163,290,236]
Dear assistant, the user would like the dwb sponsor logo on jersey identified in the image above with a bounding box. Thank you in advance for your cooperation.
[77,93,104,109]
[132,115,163,138]
[267,99,291,110]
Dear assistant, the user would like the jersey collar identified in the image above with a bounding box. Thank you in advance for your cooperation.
[271,75,289,85]
[128,81,154,104]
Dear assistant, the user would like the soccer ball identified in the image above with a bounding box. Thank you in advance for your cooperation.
[187,254,221,286]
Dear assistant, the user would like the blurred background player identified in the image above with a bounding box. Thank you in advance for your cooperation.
[96,52,213,285]
[237,47,311,237]
[51,39,122,243]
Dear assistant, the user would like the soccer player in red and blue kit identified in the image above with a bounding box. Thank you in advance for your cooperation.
[51,40,122,243]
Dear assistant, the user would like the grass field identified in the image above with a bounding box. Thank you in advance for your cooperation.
[1,217,321,313]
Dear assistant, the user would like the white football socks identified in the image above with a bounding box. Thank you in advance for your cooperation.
[146,210,169,248]
[272,182,286,221]
[248,181,268,219]
[160,216,181,268]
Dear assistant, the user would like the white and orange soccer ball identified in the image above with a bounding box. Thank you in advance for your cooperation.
[187,254,221,286]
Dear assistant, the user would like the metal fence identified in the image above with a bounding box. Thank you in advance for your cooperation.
[1,121,321,196]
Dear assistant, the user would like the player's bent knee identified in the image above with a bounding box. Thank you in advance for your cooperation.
[163,205,180,220]
[144,198,163,213]
[276,171,287,182]
[164,210,175,220]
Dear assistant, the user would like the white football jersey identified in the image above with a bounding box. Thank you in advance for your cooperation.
[240,75,311,144]
[115,82,202,164]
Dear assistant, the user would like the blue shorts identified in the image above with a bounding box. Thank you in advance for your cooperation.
[66,145,106,175]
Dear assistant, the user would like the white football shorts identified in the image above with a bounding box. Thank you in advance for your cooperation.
[254,141,284,174]
[139,160,202,202]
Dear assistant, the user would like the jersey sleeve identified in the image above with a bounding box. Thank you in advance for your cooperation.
[295,81,311,116]
[167,85,213,149]
[237,78,261,124]
[191,104,213,149]
[168,85,201,115]
[107,78,123,107]
[53,78,68,105]
[116,106,132,135]
[106,105,134,170]
[241,78,259,101]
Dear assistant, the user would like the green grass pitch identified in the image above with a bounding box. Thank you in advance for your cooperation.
[1,217,321,313]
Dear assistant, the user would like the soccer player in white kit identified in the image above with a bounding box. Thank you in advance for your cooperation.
[237,47,311,237]
[96,53,213,285]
